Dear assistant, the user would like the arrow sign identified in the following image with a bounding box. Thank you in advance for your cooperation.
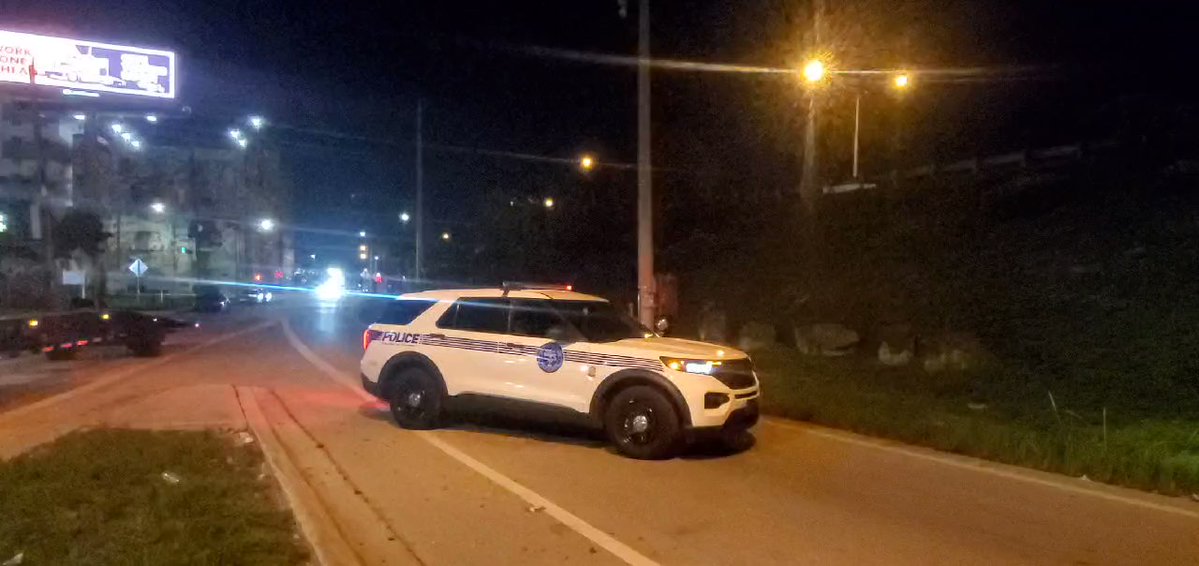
[128,258,148,277]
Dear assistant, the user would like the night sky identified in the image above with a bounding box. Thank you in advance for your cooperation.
[4,0,1196,264]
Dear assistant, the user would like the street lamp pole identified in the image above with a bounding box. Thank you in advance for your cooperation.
[852,92,861,179]
[636,0,655,327]
[414,99,424,281]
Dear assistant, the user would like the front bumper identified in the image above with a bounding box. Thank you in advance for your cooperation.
[687,390,760,430]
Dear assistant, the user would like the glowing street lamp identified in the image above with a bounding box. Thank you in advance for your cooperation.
[441,231,451,241]
[149,201,166,214]
[249,115,265,130]
[110,123,124,134]
[358,230,367,238]
[131,139,143,150]
[579,155,596,171]
[145,114,158,123]
[258,218,275,232]
[802,60,826,83]
[235,138,248,149]
[399,211,410,223]
[894,73,911,89]
[228,128,243,140]
[543,197,555,209]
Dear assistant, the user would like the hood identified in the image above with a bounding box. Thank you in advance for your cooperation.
[604,336,747,360]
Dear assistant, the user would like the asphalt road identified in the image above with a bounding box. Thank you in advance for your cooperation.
[3,295,1197,565]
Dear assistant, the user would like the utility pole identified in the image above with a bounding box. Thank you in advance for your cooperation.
[852,92,861,179]
[414,99,424,281]
[798,0,824,214]
[31,100,61,309]
[636,0,655,328]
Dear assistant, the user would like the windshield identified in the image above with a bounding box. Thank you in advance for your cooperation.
[548,300,649,343]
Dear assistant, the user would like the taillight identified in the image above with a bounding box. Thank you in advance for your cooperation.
[363,329,381,351]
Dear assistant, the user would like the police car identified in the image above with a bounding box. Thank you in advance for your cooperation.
[359,284,760,459]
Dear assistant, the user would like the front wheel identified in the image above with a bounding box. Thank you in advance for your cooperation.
[604,385,683,460]
[387,368,444,430]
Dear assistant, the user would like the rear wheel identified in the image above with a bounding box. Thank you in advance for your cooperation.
[127,338,163,357]
[604,385,683,459]
[45,348,78,361]
[387,368,444,430]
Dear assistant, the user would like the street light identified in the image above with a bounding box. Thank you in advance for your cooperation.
[249,115,265,130]
[359,253,368,260]
[120,132,133,141]
[543,197,555,209]
[358,230,367,238]
[579,155,596,171]
[894,73,911,89]
[258,218,275,232]
[72,113,86,121]
[228,128,243,140]
[110,123,124,134]
[358,244,367,252]
[149,201,166,214]
[441,232,451,241]
[131,139,143,150]
[235,138,248,149]
[399,212,410,223]
[309,253,317,260]
[145,114,158,123]
[803,59,826,83]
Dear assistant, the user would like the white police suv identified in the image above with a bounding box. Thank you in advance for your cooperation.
[359,285,760,459]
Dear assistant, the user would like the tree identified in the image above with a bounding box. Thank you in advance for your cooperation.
[53,210,112,303]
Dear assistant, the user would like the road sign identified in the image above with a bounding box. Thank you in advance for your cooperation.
[128,258,148,277]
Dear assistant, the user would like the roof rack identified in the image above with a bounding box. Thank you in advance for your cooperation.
[501,281,574,296]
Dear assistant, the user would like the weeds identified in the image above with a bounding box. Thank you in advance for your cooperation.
[753,347,1199,495]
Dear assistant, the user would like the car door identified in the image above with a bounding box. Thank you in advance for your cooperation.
[501,299,595,412]
[429,297,511,397]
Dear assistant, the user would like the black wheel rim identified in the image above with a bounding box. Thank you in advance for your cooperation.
[393,380,429,421]
[619,399,657,446]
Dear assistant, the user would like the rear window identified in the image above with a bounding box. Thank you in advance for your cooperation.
[378,299,437,325]
[194,284,220,297]
[437,298,509,334]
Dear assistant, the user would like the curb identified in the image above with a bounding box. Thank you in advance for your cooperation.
[237,386,363,566]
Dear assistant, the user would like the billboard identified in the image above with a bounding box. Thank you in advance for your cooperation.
[0,29,175,99]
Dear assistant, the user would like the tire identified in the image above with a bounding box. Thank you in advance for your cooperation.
[128,339,163,357]
[46,348,78,361]
[386,368,444,430]
[604,385,683,460]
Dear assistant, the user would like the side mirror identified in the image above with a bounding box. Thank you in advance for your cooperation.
[654,316,670,335]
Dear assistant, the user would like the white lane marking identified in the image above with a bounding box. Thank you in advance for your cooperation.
[282,321,660,566]
[764,417,1199,519]
[0,320,277,423]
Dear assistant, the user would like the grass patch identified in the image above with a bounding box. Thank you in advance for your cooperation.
[0,429,308,565]
[753,347,1199,496]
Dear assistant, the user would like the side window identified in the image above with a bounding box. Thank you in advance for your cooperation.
[437,298,509,334]
[509,300,562,338]
[378,299,436,325]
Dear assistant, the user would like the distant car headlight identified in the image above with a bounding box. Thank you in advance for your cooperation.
[660,357,721,375]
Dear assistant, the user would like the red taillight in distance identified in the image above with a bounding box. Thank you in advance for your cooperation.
[363,329,381,351]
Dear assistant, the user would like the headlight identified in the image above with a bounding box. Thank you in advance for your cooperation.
[660,357,722,375]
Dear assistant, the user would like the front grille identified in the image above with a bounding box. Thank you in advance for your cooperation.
[712,358,756,389]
